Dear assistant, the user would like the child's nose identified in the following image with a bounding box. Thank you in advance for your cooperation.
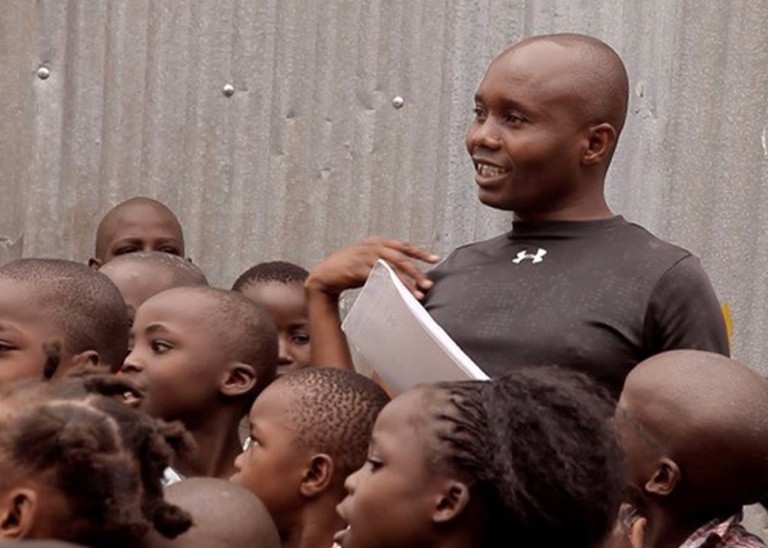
[344,466,362,495]
[277,337,293,366]
[121,350,144,373]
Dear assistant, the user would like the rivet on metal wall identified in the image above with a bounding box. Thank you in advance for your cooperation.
[222,84,235,97]
[392,96,405,109]
[36,66,51,80]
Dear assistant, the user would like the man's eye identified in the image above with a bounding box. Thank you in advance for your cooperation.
[505,111,526,124]
[114,247,138,256]
[157,246,181,256]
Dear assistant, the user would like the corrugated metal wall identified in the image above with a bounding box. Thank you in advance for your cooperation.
[1,0,767,374]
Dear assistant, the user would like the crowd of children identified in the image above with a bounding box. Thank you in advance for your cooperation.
[0,32,765,548]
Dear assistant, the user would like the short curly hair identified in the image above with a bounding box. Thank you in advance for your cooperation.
[231,261,309,292]
[0,374,194,547]
[425,366,624,548]
[272,368,389,479]
[0,258,129,371]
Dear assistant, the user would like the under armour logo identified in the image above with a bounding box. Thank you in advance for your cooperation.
[512,247,547,264]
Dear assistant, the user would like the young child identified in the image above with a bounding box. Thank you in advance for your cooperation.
[99,251,208,323]
[0,375,192,547]
[90,197,185,267]
[122,285,278,479]
[0,258,129,380]
[143,477,281,548]
[335,367,625,548]
[232,367,390,548]
[615,350,768,548]
[232,260,312,372]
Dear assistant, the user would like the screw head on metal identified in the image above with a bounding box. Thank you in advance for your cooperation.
[392,96,405,109]
[36,66,50,80]
[222,84,235,97]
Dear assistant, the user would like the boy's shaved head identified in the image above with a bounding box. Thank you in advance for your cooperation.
[93,197,184,265]
[619,350,768,512]
[498,33,629,137]
[231,261,309,291]
[273,368,390,477]
[0,259,128,373]
[99,252,207,322]
[148,478,280,548]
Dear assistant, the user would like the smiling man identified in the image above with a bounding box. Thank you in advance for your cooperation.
[306,34,729,397]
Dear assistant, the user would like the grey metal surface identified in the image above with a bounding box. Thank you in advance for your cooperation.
[1,0,767,374]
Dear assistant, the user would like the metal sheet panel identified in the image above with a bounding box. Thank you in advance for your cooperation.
[1,0,767,374]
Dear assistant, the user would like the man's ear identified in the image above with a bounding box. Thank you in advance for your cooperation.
[299,454,335,498]
[582,122,617,166]
[88,257,102,269]
[432,480,471,524]
[0,489,38,539]
[644,457,681,497]
[221,362,257,397]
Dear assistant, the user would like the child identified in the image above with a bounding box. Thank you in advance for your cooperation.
[90,197,185,267]
[615,350,768,548]
[143,477,281,548]
[122,286,278,479]
[335,367,625,548]
[0,258,129,380]
[99,251,208,323]
[0,376,192,547]
[232,367,389,548]
[232,261,312,372]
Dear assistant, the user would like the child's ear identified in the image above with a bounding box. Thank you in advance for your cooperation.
[431,480,470,524]
[300,454,335,498]
[644,457,680,497]
[0,489,38,539]
[68,350,102,372]
[221,362,257,397]
[88,257,102,269]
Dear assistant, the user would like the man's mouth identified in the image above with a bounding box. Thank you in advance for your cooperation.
[473,160,509,178]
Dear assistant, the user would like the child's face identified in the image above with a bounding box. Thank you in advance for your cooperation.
[240,282,310,373]
[0,279,64,383]
[232,382,311,530]
[122,290,226,422]
[97,204,184,264]
[335,388,447,548]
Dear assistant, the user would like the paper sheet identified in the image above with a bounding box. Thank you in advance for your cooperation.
[342,259,489,394]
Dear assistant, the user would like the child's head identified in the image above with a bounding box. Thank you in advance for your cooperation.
[0,376,192,547]
[616,350,768,521]
[99,252,208,323]
[91,197,185,267]
[232,261,311,372]
[336,367,624,548]
[144,478,280,548]
[0,259,129,380]
[232,368,389,539]
[122,286,278,423]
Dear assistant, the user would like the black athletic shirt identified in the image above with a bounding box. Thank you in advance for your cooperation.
[423,216,730,397]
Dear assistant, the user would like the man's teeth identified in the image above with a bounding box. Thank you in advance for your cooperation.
[477,164,507,177]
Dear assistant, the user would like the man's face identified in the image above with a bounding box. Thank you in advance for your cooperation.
[465,40,591,219]
[96,204,184,264]
[0,279,65,383]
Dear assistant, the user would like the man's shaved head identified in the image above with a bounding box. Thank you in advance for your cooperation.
[497,34,629,137]
[619,350,768,512]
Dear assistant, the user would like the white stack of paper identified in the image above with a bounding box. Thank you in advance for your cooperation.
[341,259,489,394]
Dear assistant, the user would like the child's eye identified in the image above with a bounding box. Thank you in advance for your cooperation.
[291,332,310,346]
[157,246,181,255]
[114,246,139,256]
[243,435,260,451]
[366,458,383,472]
[504,111,526,125]
[472,105,487,120]
[0,341,17,353]
[150,340,173,354]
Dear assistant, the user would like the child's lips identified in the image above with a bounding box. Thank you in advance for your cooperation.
[332,525,350,546]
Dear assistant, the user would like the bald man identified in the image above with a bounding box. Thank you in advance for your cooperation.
[90,197,185,268]
[306,33,729,397]
[616,350,768,547]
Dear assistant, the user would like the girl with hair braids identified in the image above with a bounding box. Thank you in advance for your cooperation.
[335,367,625,548]
[0,373,193,547]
